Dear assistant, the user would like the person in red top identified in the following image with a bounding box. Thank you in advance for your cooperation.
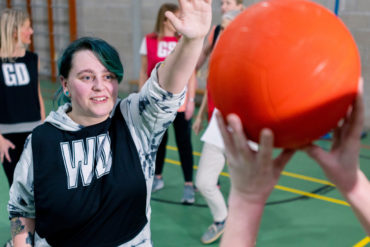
[139,3,197,204]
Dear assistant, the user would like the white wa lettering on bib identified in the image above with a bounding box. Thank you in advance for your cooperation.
[2,63,30,86]
[60,134,113,189]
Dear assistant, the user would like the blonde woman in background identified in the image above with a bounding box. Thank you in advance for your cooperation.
[0,8,45,187]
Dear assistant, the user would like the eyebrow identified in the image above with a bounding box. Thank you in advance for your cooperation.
[76,69,110,76]
[76,69,94,76]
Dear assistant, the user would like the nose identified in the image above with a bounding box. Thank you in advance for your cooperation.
[92,77,104,91]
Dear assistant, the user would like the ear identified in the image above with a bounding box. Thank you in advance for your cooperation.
[60,76,68,92]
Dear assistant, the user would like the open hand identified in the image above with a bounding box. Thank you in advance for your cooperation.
[167,0,212,40]
[304,78,364,193]
[216,112,295,203]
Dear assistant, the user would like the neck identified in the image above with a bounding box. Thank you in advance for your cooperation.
[13,46,26,57]
[12,40,27,56]
[67,111,110,127]
[0,47,26,58]
[162,29,175,37]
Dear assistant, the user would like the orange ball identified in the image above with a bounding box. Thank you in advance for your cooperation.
[208,0,361,148]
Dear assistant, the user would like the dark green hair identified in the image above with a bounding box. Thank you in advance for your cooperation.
[55,37,124,105]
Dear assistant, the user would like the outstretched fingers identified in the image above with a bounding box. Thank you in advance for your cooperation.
[257,129,274,169]
[331,79,364,152]
[347,80,365,141]
[215,111,232,149]
[1,148,13,163]
[165,11,181,30]
[216,112,253,159]
[168,0,212,39]
[227,114,254,156]
[216,111,236,156]
[304,143,333,169]
[0,138,15,163]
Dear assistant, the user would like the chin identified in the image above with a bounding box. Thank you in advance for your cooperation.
[93,109,113,119]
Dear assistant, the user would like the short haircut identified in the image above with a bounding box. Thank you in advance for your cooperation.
[55,37,124,105]
[58,37,123,83]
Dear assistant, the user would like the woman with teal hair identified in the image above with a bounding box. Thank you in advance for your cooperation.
[7,0,212,245]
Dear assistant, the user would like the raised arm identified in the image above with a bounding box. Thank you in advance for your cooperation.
[216,112,295,246]
[305,78,370,235]
[157,0,212,94]
[196,39,213,71]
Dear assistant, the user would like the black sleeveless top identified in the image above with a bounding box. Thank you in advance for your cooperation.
[32,107,147,246]
[0,51,40,125]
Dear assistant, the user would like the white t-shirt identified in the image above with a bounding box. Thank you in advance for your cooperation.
[201,109,258,151]
[139,38,147,55]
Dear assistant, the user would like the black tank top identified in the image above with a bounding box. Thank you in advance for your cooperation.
[0,51,41,125]
[32,106,147,246]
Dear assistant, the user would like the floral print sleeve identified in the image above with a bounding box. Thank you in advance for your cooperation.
[120,63,186,180]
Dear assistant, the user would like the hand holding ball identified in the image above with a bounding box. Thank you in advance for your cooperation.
[208,0,361,148]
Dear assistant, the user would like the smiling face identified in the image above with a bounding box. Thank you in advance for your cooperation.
[61,50,119,126]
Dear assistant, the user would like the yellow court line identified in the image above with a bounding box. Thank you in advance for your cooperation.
[168,145,334,186]
[164,158,348,206]
[166,145,201,156]
[274,185,349,206]
[164,158,229,177]
[166,146,179,151]
[353,237,370,247]
[164,157,369,245]
[165,158,181,165]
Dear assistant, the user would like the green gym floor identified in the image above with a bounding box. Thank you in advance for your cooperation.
[0,80,370,246]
